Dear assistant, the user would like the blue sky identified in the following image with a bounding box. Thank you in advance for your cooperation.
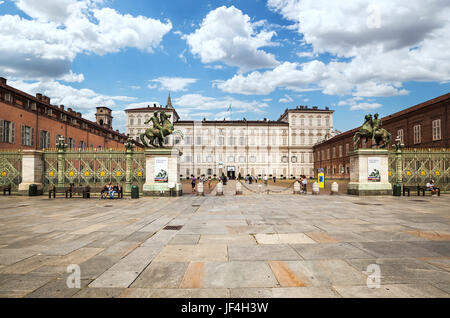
[1,0,449,133]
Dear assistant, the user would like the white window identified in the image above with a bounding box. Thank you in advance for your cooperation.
[185,136,192,145]
[249,156,256,163]
[185,155,191,163]
[228,156,234,163]
[21,125,34,146]
[327,149,331,160]
[196,136,202,145]
[239,136,245,146]
[432,119,441,141]
[129,118,134,125]
[40,130,50,149]
[345,143,349,155]
[239,156,245,163]
[332,147,336,158]
[0,120,15,144]
[413,125,421,144]
[78,140,85,148]
[339,145,343,157]
[228,136,235,146]
[217,136,224,146]
[397,129,404,144]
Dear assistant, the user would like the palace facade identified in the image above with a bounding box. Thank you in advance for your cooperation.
[313,92,450,179]
[0,78,128,150]
[126,96,335,179]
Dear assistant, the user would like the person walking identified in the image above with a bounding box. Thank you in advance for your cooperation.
[264,174,268,186]
[191,175,196,194]
[301,175,308,194]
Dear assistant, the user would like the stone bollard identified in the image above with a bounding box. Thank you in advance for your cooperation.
[197,182,204,196]
[312,182,320,195]
[331,182,339,195]
[216,181,223,196]
[236,182,243,195]
[293,181,301,194]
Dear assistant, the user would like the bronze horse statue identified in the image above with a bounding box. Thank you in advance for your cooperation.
[140,111,184,148]
[353,114,391,150]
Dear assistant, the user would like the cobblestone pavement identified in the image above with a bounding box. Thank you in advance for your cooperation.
[0,191,449,298]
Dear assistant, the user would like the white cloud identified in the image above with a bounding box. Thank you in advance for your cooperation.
[260,0,450,97]
[214,0,450,98]
[148,77,198,92]
[0,0,172,81]
[184,6,279,73]
[216,61,326,95]
[126,101,162,109]
[279,94,293,103]
[9,79,136,111]
[338,97,382,111]
[172,94,268,120]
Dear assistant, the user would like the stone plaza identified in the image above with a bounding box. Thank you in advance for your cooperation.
[0,182,449,298]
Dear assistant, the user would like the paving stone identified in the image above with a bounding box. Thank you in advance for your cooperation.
[333,284,450,298]
[72,288,125,298]
[355,231,429,242]
[255,233,316,245]
[98,241,141,258]
[131,262,188,288]
[169,234,200,245]
[120,288,230,298]
[291,243,373,260]
[153,244,228,262]
[230,287,340,298]
[228,245,301,261]
[203,261,279,288]
[25,278,91,298]
[346,258,450,285]
[0,274,55,292]
[88,271,140,288]
[305,232,340,243]
[0,255,53,274]
[107,244,164,272]
[198,234,256,245]
[350,242,445,258]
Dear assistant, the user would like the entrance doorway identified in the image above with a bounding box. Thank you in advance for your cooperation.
[227,166,236,180]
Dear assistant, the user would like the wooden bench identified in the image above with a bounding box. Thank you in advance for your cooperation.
[418,185,440,196]
[403,185,440,196]
[48,186,72,199]
[66,186,90,199]
[86,186,123,199]
[0,184,11,196]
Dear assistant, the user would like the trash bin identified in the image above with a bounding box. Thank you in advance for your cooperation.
[131,185,139,199]
[393,183,401,196]
[29,184,38,196]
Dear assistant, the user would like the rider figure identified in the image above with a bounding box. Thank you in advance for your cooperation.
[147,111,165,141]
[371,113,382,144]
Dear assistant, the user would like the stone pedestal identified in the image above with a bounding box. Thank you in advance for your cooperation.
[143,148,182,196]
[18,150,44,195]
[347,149,392,196]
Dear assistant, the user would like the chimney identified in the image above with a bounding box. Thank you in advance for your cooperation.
[0,77,6,85]
[42,96,50,104]
[68,108,73,113]
[60,105,64,110]
[325,107,329,110]
[36,93,43,101]
[77,112,82,117]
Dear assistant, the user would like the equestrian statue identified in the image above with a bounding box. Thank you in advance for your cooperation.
[353,113,392,150]
[140,111,184,148]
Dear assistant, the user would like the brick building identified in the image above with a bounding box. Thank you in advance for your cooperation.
[313,93,449,179]
[0,78,128,150]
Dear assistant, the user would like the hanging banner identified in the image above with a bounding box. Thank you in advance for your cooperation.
[368,157,381,182]
[154,157,169,183]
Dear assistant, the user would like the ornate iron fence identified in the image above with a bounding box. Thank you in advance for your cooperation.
[0,150,22,191]
[389,148,449,193]
[42,148,146,193]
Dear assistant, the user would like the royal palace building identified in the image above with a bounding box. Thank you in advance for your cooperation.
[126,95,335,179]
[0,78,128,150]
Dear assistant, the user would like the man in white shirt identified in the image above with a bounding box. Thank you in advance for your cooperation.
[264,175,268,186]
[426,180,438,196]
[301,175,307,194]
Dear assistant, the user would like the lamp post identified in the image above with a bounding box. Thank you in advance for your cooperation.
[393,136,404,196]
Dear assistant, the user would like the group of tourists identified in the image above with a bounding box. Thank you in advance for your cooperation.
[100,182,121,199]
[191,175,213,194]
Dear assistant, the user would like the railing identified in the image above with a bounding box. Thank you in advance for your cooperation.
[42,148,146,193]
[389,148,449,193]
[0,150,22,191]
